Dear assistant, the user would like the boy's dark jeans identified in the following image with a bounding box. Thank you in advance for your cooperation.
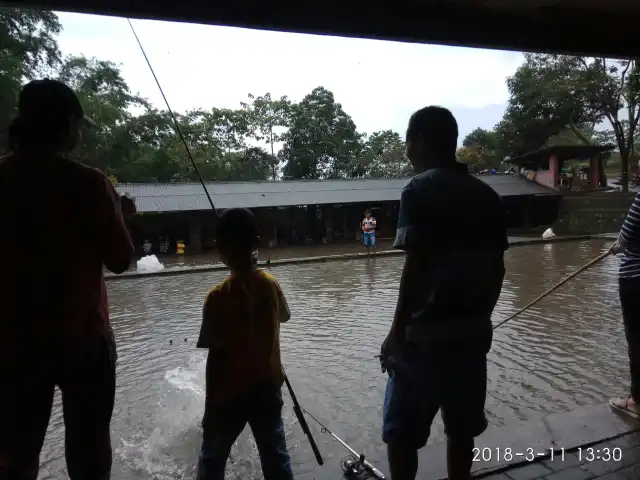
[196,382,293,480]
[620,277,640,400]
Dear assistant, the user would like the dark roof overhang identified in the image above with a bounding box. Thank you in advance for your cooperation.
[5,0,640,59]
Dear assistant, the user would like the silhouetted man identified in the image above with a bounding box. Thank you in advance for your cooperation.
[380,106,508,480]
[0,79,135,480]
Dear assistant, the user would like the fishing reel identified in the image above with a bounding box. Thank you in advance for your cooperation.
[341,454,370,479]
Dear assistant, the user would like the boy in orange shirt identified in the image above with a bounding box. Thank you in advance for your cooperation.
[196,208,293,480]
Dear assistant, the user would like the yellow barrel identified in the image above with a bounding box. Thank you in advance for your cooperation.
[177,241,185,255]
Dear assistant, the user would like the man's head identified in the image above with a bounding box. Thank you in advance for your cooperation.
[11,79,94,153]
[215,208,260,270]
[364,209,372,218]
[405,106,458,173]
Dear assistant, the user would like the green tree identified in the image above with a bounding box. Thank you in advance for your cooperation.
[207,107,249,154]
[356,130,410,178]
[225,147,275,181]
[110,109,186,182]
[461,127,503,169]
[3,11,435,184]
[502,53,640,191]
[56,55,148,172]
[241,93,291,179]
[456,145,483,172]
[280,87,360,179]
[0,7,61,150]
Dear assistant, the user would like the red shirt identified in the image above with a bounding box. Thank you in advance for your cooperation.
[0,153,133,355]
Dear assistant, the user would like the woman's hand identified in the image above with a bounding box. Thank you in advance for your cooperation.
[610,241,624,255]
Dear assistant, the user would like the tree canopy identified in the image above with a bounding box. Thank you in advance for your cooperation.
[5,10,640,190]
[0,8,412,182]
[461,53,640,191]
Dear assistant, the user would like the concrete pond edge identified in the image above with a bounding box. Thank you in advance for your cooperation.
[425,402,640,480]
[105,233,618,282]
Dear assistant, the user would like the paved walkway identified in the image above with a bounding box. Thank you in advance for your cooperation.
[480,431,640,480]
[109,234,604,280]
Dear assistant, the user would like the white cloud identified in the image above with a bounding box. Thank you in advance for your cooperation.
[55,12,523,141]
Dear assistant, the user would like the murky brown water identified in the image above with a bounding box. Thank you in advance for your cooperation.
[38,239,628,480]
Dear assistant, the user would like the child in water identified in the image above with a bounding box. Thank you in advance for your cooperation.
[361,208,377,256]
[196,208,293,480]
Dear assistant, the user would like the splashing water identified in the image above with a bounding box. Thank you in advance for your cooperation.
[542,228,556,240]
[116,354,205,479]
[117,353,274,480]
[137,255,166,273]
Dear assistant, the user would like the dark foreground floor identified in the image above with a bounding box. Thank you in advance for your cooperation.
[481,431,640,480]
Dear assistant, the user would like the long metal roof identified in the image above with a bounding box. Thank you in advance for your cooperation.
[114,176,559,213]
[6,0,638,58]
[506,145,616,168]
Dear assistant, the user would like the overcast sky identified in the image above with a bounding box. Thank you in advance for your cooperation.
[55,12,524,145]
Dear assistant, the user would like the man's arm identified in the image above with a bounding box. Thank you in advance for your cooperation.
[618,193,640,252]
[387,184,430,341]
[97,174,134,274]
[389,250,429,339]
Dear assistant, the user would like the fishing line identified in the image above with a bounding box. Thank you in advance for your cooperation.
[126,16,327,470]
[126,18,216,214]
[280,389,386,480]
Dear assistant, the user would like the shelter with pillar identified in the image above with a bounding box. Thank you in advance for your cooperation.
[115,175,561,255]
[505,145,615,192]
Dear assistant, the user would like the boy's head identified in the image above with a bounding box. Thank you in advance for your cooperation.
[364,209,372,218]
[215,208,260,269]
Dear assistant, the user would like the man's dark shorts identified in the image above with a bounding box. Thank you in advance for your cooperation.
[382,343,488,449]
[0,328,117,480]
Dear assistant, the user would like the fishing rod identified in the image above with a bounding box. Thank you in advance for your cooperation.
[126,17,325,468]
[126,18,217,215]
[491,248,612,331]
[282,373,324,466]
[281,389,386,480]
[377,246,613,372]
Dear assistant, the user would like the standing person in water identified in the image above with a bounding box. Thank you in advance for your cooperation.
[361,208,377,255]
[609,196,640,418]
[380,106,508,480]
[196,208,293,480]
[0,79,135,480]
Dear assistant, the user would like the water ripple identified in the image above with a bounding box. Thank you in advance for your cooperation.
[37,239,627,479]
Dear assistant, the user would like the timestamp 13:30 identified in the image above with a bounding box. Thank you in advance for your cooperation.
[472,447,622,463]
[578,447,622,462]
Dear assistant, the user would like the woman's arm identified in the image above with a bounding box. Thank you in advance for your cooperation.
[619,193,640,252]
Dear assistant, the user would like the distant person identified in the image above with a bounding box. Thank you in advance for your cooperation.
[195,208,293,480]
[0,79,135,480]
[609,195,640,418]
[380,106,508,480]
[361,208,377,255]
[143,239,152,255]
[159,236,169,253]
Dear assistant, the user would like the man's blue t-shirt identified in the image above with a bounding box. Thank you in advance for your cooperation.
[394,162,508,350]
